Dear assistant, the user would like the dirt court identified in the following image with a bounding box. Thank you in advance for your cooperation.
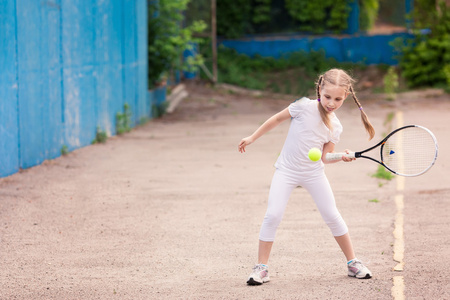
[1,83,449,299]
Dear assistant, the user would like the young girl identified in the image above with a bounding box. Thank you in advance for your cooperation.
[238,69,376,285]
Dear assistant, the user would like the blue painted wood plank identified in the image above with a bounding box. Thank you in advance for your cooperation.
[136,0,149,122]
[16,0,45,169]
[94,0,124,135]
[41,0,63,160]
[310,37,344,61]
[61,0,96,149]
[0,0,20,176]
[221,32,413,65]
[122,0,138,125]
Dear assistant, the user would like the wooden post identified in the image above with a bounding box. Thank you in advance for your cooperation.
[211,0,217,83]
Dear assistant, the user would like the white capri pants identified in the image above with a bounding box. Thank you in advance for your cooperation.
[259,168,348,242]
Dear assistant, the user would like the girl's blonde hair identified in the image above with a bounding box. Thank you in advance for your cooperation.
[315,69,375,140]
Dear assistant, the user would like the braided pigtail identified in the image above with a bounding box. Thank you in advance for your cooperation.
[349,86,375,140]
[316,75,332,130]
[316,75,323,100]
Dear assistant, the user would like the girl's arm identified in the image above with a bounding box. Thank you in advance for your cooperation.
[238,107,291,153]
[322,141,355,164]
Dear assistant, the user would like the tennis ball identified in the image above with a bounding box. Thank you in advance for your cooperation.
[308,147,322,162]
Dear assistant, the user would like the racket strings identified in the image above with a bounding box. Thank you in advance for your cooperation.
[382,127,437,176]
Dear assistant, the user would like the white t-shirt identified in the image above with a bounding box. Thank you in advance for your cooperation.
[274,97,343,173]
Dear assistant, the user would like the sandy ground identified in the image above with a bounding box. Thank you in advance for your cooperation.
[1,83,449,299]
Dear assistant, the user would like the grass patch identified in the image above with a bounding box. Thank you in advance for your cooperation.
[384,112,395,126]
[371,165,395,180]
[61,145,69,156]
[92,127,108,144]
[116,103,132,135]
[368,199,380,203]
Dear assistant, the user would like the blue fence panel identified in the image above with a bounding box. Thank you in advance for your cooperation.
[310,36,344,61]
[148,89,155,117]
[62,0,97,150]
[0,0,149,178]
[16,0,46,169]
[220,33,413,65]
[94,0,124,135]
[122,0,139,125]
[346,0,360,34]
[41,0,63,160]
[136,0,149,122]
[155,86,166,106]
[0,0,20,176]
[281,39,310,57]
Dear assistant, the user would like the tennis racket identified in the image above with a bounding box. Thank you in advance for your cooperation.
[326,125,438,177]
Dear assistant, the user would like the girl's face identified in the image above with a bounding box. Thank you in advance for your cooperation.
[319,84,348,114]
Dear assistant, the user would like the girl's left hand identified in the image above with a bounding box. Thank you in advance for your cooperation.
[342,149,356,162]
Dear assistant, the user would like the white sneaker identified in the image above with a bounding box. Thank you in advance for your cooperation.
[348,259,372,279]
[247,264,270,285]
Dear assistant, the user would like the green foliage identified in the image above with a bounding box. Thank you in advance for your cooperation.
[368,199,380,203]
[284,0,350,33]
[217,0,252,38]
[61,145,69,156]
[252,0,272,25]
[383,111,395,126]
[92,127,108,144]
[444,64,450,92]
[383,67,399,100]
[393,1,450,88]
[215,0,363,38]
[139,116,150,125]
[116,103,132,135]
[412,0,439,30]
[360,0,379,31]
[148,0,206,88]
[202,45,364,94]
[372,165,394,180]
[152,102,169,119]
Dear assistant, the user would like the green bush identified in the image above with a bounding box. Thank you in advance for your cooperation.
[148,0,206,88]
[393,1,450,88]
[360,0,379,31]
[92,127,108,144]
[285,0,350,33]
[116,103,132,135]
[214,0,363,38]
[444,64,450,92]
[216,0,252,38]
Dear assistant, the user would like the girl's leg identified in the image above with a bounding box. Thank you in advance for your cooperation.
[334,232,356,261]
[302,173,352,256]
[258,169,298,263]
[303,173,372,278]
[258,240,273,265]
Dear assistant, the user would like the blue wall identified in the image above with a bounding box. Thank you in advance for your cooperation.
[220,32,413,65]
[0,0,148,177]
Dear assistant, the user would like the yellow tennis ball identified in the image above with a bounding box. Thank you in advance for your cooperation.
[308,147,322,162]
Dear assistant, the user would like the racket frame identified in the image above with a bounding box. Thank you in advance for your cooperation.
[325,125,438,177]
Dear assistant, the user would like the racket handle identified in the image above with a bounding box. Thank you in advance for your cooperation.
[325,152,356,161]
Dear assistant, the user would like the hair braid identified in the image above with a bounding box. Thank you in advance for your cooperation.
[349,86,375,140]
[316,75,332,130]
[316,76,323,100]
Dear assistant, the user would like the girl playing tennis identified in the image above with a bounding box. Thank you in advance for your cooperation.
[238,68,376,285]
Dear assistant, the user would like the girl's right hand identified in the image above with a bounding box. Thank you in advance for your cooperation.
[238,137,253,153]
